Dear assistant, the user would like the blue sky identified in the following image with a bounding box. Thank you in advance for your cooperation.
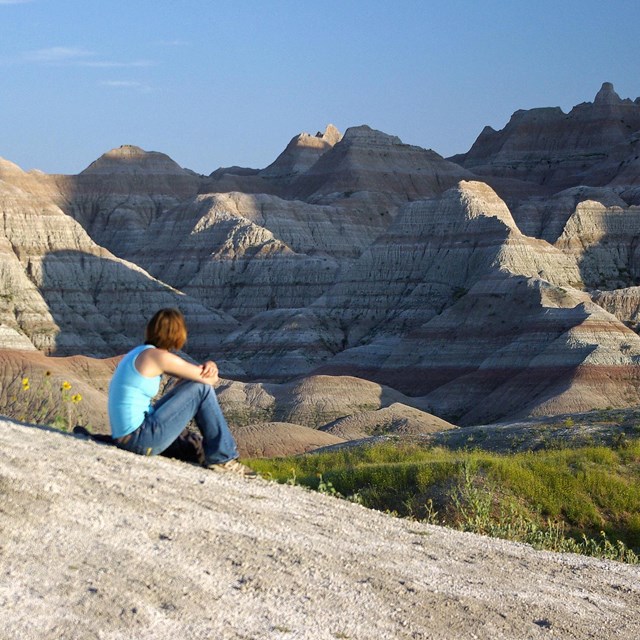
[1,0,639,174]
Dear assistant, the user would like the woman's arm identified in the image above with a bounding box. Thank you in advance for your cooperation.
[136,348,219,385]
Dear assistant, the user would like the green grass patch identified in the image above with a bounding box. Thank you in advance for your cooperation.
[248,440,640,563]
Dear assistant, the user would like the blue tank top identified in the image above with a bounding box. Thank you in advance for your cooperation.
[108,345,161,438]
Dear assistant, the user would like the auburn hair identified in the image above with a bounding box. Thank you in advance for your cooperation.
[144,308,187,350]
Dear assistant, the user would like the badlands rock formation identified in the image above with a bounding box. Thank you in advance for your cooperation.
[56,146,203,264]
[208,125,473,210]
[215,180,591,382]
[2,83,640,433]
[512,186,629,242]
[322,274,640,425]
[554,198,640,289]
[116,191,384,320]
[215,374,434,429]
[453,83,640,196]
[316,180,582,330]
[320,402,455,440]
[295,181,640,423]
[0,157,234,357]
[232,421,345,458]
[80,144,193,176]
[290,125,475,207]
[259,124,342,182]
[592,287,640,331]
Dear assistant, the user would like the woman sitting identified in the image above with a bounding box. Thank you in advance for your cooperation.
[107,307,255,477]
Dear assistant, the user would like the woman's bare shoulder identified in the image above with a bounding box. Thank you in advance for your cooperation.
[134,346,168,377]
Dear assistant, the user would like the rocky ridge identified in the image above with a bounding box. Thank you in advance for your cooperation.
[453,82,640,196]
[259,124,342,181]
[81,144,194,176]
[554,198,640,289]
[290,125,475,208]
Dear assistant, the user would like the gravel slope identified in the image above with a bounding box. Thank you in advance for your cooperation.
[0,419,639,640]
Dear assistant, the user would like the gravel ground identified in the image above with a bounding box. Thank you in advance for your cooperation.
[0,418,639,640]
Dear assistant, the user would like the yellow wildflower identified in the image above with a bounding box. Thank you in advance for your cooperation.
[71,393,82,404]
[21,377,30,391]
[61,381,72,391]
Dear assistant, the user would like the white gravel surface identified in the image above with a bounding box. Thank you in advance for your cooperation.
[0,419,639,639]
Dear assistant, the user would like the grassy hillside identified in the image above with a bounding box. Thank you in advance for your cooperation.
[248,439,640,563]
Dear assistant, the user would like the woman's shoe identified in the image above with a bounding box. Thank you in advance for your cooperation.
[207,458,258,478]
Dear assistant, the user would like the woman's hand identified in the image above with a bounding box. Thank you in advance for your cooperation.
[200,360,219,384]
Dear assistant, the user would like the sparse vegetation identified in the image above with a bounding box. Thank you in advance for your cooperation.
[5,373,84,431]
[248,439,640,563]
[223,405,275,428]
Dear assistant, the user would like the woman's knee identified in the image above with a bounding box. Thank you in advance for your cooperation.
[196,381,214,399]
[175,379,211,397]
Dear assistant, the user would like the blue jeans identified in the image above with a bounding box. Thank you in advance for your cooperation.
[119,381,238,465]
